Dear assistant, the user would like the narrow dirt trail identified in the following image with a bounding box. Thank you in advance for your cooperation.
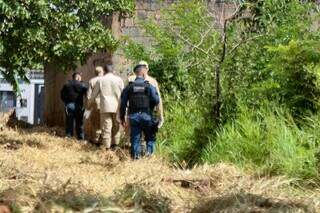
[0,124,319,212]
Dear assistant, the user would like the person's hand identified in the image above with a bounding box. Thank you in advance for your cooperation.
[116,114,121,123]
[157,117,164,129]
[121,120,127,127]
[83,109,91,119]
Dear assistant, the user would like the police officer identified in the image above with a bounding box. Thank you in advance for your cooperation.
[128,61,164,128]
[126,61,164,155]
[120,64,160,159]
[60,72,88,140]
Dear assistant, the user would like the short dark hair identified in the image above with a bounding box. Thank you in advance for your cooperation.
[104,64,113,73]
[134,64,147,73]
[72,72,81,80]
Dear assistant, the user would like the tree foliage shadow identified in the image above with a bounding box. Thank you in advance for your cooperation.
[3,109,65,137]
[0,187,31,213]
[0,133,45,150]
[34,187,102,212]
[109,183,171,213]
[191,192,313,213]
[33,183,171,213]
[180,113,218,167]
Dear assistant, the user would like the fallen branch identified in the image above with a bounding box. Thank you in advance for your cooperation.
[162,177,211,188]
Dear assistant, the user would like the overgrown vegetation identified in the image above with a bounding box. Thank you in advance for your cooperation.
[0,0,135,91]
[202,106,320,180]
[123,0,320,180]
[1,0,320,211]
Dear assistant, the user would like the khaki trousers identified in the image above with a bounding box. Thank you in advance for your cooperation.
[88,105,101,143]
[100,113,120,148]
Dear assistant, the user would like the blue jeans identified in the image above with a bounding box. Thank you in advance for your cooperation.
[129,112,157,159]
[65,103,84,140]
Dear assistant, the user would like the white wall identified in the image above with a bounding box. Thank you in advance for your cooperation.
[0,78,44,124]
[16,83,35,124]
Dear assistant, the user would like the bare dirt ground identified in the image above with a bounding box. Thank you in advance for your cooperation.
[0,113,319,212]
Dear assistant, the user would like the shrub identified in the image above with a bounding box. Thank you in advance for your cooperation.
[202,106,320,180]
[265,40,320,117]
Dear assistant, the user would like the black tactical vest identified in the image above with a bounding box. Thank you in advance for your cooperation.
[128,81,151,114]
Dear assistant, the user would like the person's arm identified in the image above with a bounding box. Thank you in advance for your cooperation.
[120,86,129,124]
[116,77,124,99]
[85,81,93,109]
[87,81,93,100]
[60,85,67,104]
[149,85,160,107]
[119,78,124,91]
[81,82,88,94]
[115,78,125,123]
[89,80,100,104]
[155,84,162,109]
[154,82,164,126]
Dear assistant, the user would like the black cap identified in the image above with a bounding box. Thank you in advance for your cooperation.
[134,64,147,73]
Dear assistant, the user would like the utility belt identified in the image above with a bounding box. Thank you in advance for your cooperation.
[129,107,151,115]
[128,109,159,133]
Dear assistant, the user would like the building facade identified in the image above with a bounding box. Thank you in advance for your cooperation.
[0,71,44,124]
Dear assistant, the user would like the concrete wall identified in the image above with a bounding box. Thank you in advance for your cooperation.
[112,0,236,74]
[112,0,173,75]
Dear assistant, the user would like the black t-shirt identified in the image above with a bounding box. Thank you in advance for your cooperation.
[60,80,87,106]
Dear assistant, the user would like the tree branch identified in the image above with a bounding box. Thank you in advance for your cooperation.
[225,3,245,22]
[175,32,209,55]
[229,34,265,55]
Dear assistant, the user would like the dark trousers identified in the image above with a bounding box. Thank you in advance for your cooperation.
[65,103,84,140]
[129,112,157,159]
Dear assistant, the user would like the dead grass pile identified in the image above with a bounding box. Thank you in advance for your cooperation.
[0,119,319,212]
[0,111,12,130]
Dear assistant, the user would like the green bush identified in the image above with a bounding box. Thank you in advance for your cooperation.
[266,40,320,117]
[202,106,320,180]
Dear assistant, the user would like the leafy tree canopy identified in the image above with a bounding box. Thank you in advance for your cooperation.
[0,0,135,92]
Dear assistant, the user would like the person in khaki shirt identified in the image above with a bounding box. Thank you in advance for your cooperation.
[127,61,164,127]
[86,66,104,143]
[89,65,124,149]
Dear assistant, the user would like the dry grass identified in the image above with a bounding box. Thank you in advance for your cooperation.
[0,114,319,212]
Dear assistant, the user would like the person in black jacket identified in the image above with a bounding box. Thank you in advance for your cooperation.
[60,72,88,140]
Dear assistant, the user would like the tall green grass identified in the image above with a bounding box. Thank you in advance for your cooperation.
[158,102,320,180]
[202,107,320,180]
[157,100,205,165]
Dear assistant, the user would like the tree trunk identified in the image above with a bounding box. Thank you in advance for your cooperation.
[44,62,67,127]
[214,20,227,124]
